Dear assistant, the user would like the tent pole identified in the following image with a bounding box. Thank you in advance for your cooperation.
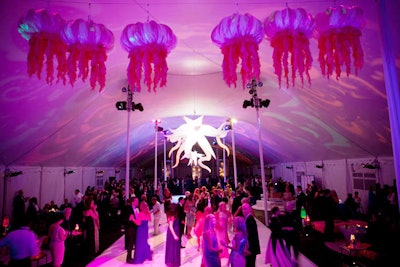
[230,119,238,189]
[154,120,159,192]
[125,90,132,201]
[377,0,400,214]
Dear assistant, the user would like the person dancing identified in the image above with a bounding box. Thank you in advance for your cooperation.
[124,197,139,263]
[265,206,296,267]
[202,214,222,267]
[222,216,249,267]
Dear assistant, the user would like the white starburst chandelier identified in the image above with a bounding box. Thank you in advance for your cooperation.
[166,116,230,172]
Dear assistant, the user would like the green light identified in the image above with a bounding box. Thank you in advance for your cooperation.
[300,206,306,219]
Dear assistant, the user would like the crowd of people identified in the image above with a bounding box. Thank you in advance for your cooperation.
[263,178,399,266]
[0,174,398,267]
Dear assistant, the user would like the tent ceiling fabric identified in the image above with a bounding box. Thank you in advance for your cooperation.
[0,0,398,168]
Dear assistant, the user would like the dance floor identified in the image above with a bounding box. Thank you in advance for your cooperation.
[86,210,317,267]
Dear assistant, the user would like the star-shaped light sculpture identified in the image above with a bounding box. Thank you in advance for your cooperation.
[166,116,230,172]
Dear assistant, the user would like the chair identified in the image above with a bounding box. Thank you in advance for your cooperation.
[30,250,48,267]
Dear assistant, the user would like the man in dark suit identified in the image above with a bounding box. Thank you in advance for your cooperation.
[124,196,139,263]
[242,203,260,267]
[177,196,186,248]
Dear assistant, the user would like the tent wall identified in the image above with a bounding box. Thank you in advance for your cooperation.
[270,157,395,212]
[1,166,123,221]
[1,157,395,221]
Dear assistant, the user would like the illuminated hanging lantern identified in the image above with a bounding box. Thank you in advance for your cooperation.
[61,19,114,91]
[211,13,263,89]
[18,8,67,85]
[314,5,365,79]
[120,21,177,92]
[264,7,315,88]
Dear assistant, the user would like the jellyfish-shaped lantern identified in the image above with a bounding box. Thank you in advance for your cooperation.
[120,21,177,92]
[211,13,264,89]
[264,7,315,88]
[314,5,365,79]
[18,8,67,85]
[61,19,114,91]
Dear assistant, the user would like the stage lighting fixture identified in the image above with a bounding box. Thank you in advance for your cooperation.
[259,99,270,108]
[116,101,127,110]
[132,102,144,112]
[162,129,172,135]
[362,163,377,169]
[243,79,270,109]
[116,101,143,111]
[116,86,144,112]
[243,99,254,109]
[64,169,77,175]
[8,171,23,177]
[223,124,232,130]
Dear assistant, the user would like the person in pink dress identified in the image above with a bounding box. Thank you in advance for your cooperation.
[194,206,212,251]
[215,201,232,258]
[49,213,68,267]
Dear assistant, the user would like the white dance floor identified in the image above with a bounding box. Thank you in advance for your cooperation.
[87,210,317,267]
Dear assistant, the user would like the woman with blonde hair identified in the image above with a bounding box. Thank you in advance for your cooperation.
[202,214,222,267]
[222,216,249,267]
[215,201,232,258]
[132,201,153,264]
